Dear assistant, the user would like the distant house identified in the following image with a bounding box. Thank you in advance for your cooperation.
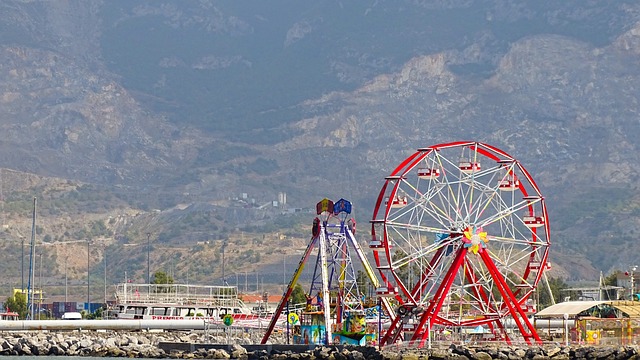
[241,292,282,314]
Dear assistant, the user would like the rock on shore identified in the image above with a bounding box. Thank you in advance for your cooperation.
[0,331,639,359]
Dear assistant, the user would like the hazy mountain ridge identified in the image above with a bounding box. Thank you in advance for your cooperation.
[0,1,638,287]
[0,45,181,184]
[262,23,640,277]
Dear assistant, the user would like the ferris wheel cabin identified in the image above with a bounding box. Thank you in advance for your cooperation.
[385,195,408,208]
[459,161,481,174]
[523,215,545,228]
[375,285,399,297]
[528,261,551,272]
[417,167,440,179]
[402,322,419,331]
[498,178,520,191]
[368,237,384,249]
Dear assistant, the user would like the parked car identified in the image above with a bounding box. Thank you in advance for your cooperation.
[61,312,82,320]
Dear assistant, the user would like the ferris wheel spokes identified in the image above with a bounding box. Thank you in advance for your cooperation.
[406,243,458,302]
[372,142,550,346]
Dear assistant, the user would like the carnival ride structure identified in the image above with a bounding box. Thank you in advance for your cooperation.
[370,141,551,346]
[261,198,394,345]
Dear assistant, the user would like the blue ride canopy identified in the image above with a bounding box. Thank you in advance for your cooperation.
[333,198,352,215]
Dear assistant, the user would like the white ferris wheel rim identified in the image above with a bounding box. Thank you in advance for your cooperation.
[371,141,550,323]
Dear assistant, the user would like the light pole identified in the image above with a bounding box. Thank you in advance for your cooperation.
[38,254,42,320]
[87,240,90,310]
[104,245,107,305]
[563,313,569,346]
[28,197,37,320]
[222,240,227,285]
[146,233,151,284]
[630,266,638,299]
[64,257,68,303]
[21,236,24,292]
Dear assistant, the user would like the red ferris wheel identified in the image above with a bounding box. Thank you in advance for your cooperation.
[370,141,550,346]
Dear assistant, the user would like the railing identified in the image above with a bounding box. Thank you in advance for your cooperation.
[114,283,245,308]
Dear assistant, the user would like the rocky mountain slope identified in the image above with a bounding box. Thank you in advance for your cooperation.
[0,1,639,299]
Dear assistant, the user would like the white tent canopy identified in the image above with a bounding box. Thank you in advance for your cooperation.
[535,301,605,318]
[535,300,640,319]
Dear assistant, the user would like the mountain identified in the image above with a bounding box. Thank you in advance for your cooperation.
[0,1,639,299]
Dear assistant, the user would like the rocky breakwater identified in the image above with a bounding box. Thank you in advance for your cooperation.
[0,331,175,357]
[1,331,640,360]
[383,344,640,360]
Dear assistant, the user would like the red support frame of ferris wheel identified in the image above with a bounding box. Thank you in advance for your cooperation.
[380,244,543,347]
[457,257,509,342]
[380,247,468,346]
[406,247,468,345]
[479,249,541,345]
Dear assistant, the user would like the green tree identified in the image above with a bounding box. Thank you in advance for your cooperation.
[491,272,521,299]
[537,276,568,308]
[152,270,174,284]
[603,271,620,286]
[290,284,307,305]
[4,292,28,319]
[603,270,621,300]
[392,249,420,290]
[152,270,174,293]
[356,270,372,298]
[86,307,103,320]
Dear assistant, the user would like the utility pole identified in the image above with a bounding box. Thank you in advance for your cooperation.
[64,258,68,303]
[104,246,107,305]
[27,197,37,320]
[631,266,638,299]
[146,233,151,284]
[38,254,42,320]
[87,240,90,311]
[21,236,24,292]
[222,240,226,285]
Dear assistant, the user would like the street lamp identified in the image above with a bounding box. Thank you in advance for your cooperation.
[38,253,42,320]
[104,245,108,305]
[628,266,638,299]
[21,236,25,292]
[221,240,227,285]
[563,313,569,346]
[87,240,90,309]
[283,253,286,293]
[64,258,68,303]
[146,233,151,284]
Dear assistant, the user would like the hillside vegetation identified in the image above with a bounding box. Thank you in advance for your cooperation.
[0,1,639,296]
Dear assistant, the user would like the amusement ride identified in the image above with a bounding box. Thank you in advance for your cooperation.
[261,198,394,345]
[261,141,551,348]
[369,141,551,346]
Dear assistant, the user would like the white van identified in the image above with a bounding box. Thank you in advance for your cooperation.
[61,312,83,320]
